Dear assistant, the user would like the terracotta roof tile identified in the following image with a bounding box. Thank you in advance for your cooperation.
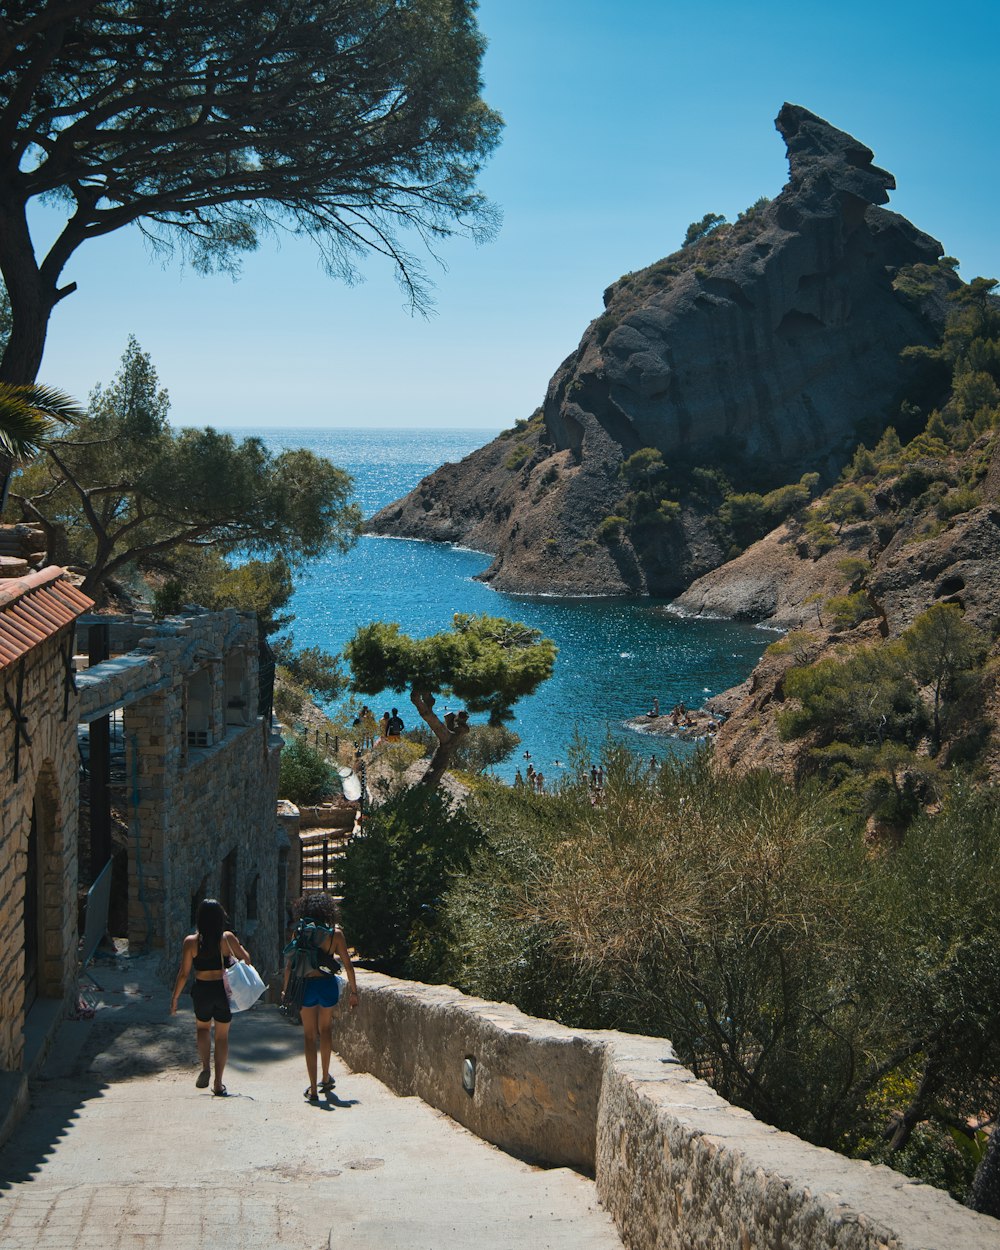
[0,567,94,669]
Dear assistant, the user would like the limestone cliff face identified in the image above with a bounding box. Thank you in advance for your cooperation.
[368,104,954,596]
[687,443,1000,781]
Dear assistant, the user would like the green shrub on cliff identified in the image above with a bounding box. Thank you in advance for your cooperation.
[718,472,819,550]
[596,514,627,542]
[779,604,989,777]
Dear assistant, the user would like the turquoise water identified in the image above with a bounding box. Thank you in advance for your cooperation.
[241,427,773,780]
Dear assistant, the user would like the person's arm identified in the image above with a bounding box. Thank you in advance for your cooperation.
[224,931,251,963]
[333,928,359,1009]
[170,937,195,1014]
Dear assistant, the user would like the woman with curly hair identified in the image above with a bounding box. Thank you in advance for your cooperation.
[281,891,359,1103]
[170,898,251,1096]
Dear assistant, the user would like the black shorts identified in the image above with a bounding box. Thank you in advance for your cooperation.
[191,979,232,1023]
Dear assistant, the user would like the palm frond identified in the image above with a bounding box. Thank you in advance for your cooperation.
[0,382,83,460]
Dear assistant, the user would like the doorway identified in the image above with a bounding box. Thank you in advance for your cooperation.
[23,808,40,1013]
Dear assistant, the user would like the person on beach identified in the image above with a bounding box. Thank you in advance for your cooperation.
[170,898,251,1096]
[281,891,359,1104]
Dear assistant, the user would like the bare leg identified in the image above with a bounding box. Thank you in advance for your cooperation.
[317,1006,335,1086]
[300,1004,319,1095]
[196,1021,211,1075]
[212,1020,231,1092]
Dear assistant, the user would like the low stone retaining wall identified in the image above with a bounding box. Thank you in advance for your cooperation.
[333,972,1000,1250]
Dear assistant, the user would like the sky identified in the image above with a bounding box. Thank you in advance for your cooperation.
[29,0,1000,431]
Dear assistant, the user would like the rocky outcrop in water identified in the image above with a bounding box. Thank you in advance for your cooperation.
[368,104,957,596]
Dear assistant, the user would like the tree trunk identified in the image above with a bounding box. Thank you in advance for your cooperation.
[967,1124,1000,1218]
[410,689,470,790]
[0,191,77,507]
[0,197,60,385]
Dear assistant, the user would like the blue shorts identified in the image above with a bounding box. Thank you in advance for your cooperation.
[301,976,340,1009]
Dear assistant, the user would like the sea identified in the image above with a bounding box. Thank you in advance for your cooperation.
[240,427,775,782]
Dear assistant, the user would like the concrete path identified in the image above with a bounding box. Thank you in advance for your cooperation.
[0,956,622,1250]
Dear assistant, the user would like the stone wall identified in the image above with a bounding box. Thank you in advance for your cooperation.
[75,609,284,981]
[0,626,80,1072]
[332,973,1000,1250]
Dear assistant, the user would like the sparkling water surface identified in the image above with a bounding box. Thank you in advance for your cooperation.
[240,427,773,780]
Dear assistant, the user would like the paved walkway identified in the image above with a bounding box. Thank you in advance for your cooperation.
[0,957,622,1250]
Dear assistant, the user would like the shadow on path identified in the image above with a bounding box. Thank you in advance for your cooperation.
[0,956,306,1189]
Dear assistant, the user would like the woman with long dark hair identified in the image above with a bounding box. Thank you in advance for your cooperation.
[281,891,359,1103]
[170,898,251,1096]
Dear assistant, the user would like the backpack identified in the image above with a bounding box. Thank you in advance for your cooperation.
[283,918,341,980]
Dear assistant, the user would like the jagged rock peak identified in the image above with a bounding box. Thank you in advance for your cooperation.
[776,102,895,206]
[368,105,960,600]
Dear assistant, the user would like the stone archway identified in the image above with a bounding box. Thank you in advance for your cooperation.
[23,807,40,1014]
[25,760,66,1006]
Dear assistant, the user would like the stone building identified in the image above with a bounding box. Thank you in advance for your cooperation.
[1,573,287,1144]
[0,567,94,1119]
[74,606,285,980]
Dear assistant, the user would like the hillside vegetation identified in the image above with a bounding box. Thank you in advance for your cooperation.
[342,275,1000,1209]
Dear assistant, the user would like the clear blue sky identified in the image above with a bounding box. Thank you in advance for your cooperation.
[33,0,1000,430]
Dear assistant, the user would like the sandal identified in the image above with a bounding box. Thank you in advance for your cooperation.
[212,1085,228,1097]
[196,1069,211,1089]
[304,1087,320,1104]
[319,1077,336,1093]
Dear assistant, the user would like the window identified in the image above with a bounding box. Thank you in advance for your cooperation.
[185,667,213,748]
[224,649,252,727]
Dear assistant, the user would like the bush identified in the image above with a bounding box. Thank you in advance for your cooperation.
[340,786,481,977]
[437,758,1000,1200]
[824,592,873,630]
[273,675,305,722]
[272,642,345,701]
[596,514,627,542]
[278,734,334,805]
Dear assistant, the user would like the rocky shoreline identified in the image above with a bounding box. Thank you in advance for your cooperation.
[623,708,721,742]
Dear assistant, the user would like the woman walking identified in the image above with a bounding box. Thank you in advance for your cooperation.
[170,898,251,1096]
[281,891,359,1103]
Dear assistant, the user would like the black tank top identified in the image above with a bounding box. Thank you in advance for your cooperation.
[192,938,227,971]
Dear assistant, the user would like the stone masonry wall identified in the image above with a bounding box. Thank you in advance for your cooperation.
[166,722,282,980]
[0,627,79,1072]
[84,609,284,982]
[332,972,1000,1250]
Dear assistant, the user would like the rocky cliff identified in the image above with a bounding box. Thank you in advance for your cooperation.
[687,429,1000,783]
[368,104,957,596]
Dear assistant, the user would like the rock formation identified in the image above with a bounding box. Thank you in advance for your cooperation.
[369,104,957,596]
[690,445,1000,781]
